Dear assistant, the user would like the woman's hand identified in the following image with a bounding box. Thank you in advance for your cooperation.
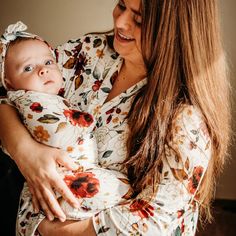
[38,218,96,236]
[15,141,79,221]
[0,104,79,221]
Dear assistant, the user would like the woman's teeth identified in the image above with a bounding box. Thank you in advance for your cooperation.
[118,32,134,41]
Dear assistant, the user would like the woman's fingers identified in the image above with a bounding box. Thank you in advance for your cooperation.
[56,151,78,170]
[34,187,55,221]
[34,182,66,222]
[50,174,79,209]
[28,184,40,213]
[14,143,79,219]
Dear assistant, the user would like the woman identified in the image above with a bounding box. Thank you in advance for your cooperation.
[0,0,230,235]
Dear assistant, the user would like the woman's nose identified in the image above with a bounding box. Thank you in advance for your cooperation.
[115,11,132,31]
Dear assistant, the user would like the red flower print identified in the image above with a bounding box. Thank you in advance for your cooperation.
[58,88,65,97]
[177,209,185,218]
[77,137,84,145]
[106,108,114,114]
[188,166,204,194]
[63,109,93,127]
[106,114,112,124]
[30,102,43,113]
[129,199,154,219]
[64,172,100,198]
[92,80,102,92]
[181,219,185,233]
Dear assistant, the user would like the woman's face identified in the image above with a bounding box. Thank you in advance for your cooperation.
[113,0,143,65]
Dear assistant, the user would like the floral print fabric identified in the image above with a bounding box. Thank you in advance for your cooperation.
[56,34,211,236]
[0,34,212,236]
[7,90,130,235]
[7,90,97,167]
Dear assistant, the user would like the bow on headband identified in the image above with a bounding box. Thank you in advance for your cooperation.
[0,21,42,89]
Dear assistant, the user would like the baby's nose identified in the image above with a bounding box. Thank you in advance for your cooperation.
[39,67,48,76]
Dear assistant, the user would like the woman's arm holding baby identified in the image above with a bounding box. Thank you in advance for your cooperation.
[38,218,96,236]
[0,104,79,221]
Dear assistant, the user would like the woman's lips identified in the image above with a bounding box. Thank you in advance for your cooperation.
[115,31,134,43]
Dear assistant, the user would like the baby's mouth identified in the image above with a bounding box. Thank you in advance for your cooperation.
[44,80,54,85]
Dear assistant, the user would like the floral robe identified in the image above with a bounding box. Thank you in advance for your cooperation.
[0,34,211,236]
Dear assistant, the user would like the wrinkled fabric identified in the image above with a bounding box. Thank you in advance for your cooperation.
[7,90,130,236]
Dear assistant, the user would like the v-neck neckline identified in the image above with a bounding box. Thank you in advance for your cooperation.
[100,56,147,110]
[99,56,147,108]
[87,56,147,117]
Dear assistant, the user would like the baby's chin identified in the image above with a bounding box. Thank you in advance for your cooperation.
[42,82,63,95]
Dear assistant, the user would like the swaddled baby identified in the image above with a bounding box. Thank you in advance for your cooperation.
[0,21,131,236]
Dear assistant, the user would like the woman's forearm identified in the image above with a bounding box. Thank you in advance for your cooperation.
[0,104,33,159]
[38,218,96,236]
[0,104,80,220]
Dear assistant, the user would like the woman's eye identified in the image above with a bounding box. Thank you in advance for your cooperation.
[133,15,142,27]
[45,60,54,65]
[134,18,142,27]
[24,66,33,72]
[118,0,126,10]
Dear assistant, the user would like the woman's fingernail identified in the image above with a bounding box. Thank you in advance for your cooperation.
[34,207,39,213]
[48,215,54,221]
[73,203,79,208]
[59,217,66,222]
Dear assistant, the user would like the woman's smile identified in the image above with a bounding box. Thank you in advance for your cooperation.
[115,30,135,43]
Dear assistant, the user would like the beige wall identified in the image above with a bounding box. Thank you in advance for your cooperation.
[0,0,236,199]
[0,0,115,46]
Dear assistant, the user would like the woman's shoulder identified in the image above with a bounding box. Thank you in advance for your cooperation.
[173,104,205,128]
[170,104,211,152]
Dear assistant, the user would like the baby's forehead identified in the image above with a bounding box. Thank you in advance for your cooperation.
[8,38,49,50]
[7,38,54,58]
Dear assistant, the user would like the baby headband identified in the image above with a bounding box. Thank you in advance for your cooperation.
[0,21,46,89]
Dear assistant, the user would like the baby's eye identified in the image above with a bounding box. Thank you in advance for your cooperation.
[24,66,33,72]
[45,59,54,65]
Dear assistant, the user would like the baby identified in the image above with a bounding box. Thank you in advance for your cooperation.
[0,22,131,236]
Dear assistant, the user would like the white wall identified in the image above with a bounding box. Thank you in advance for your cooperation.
[0,0,236,199]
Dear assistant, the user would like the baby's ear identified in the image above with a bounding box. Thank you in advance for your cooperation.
[4,78,14,90]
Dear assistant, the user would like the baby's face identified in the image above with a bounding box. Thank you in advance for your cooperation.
[4,39,63,94]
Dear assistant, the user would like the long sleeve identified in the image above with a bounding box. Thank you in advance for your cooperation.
[92,105,211,236]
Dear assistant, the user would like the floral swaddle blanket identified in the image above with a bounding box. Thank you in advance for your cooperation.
[8,90,131,220]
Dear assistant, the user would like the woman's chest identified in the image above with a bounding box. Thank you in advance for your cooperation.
[92,96,134,172]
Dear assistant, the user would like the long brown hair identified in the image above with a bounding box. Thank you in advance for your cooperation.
[124,0,231,221]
